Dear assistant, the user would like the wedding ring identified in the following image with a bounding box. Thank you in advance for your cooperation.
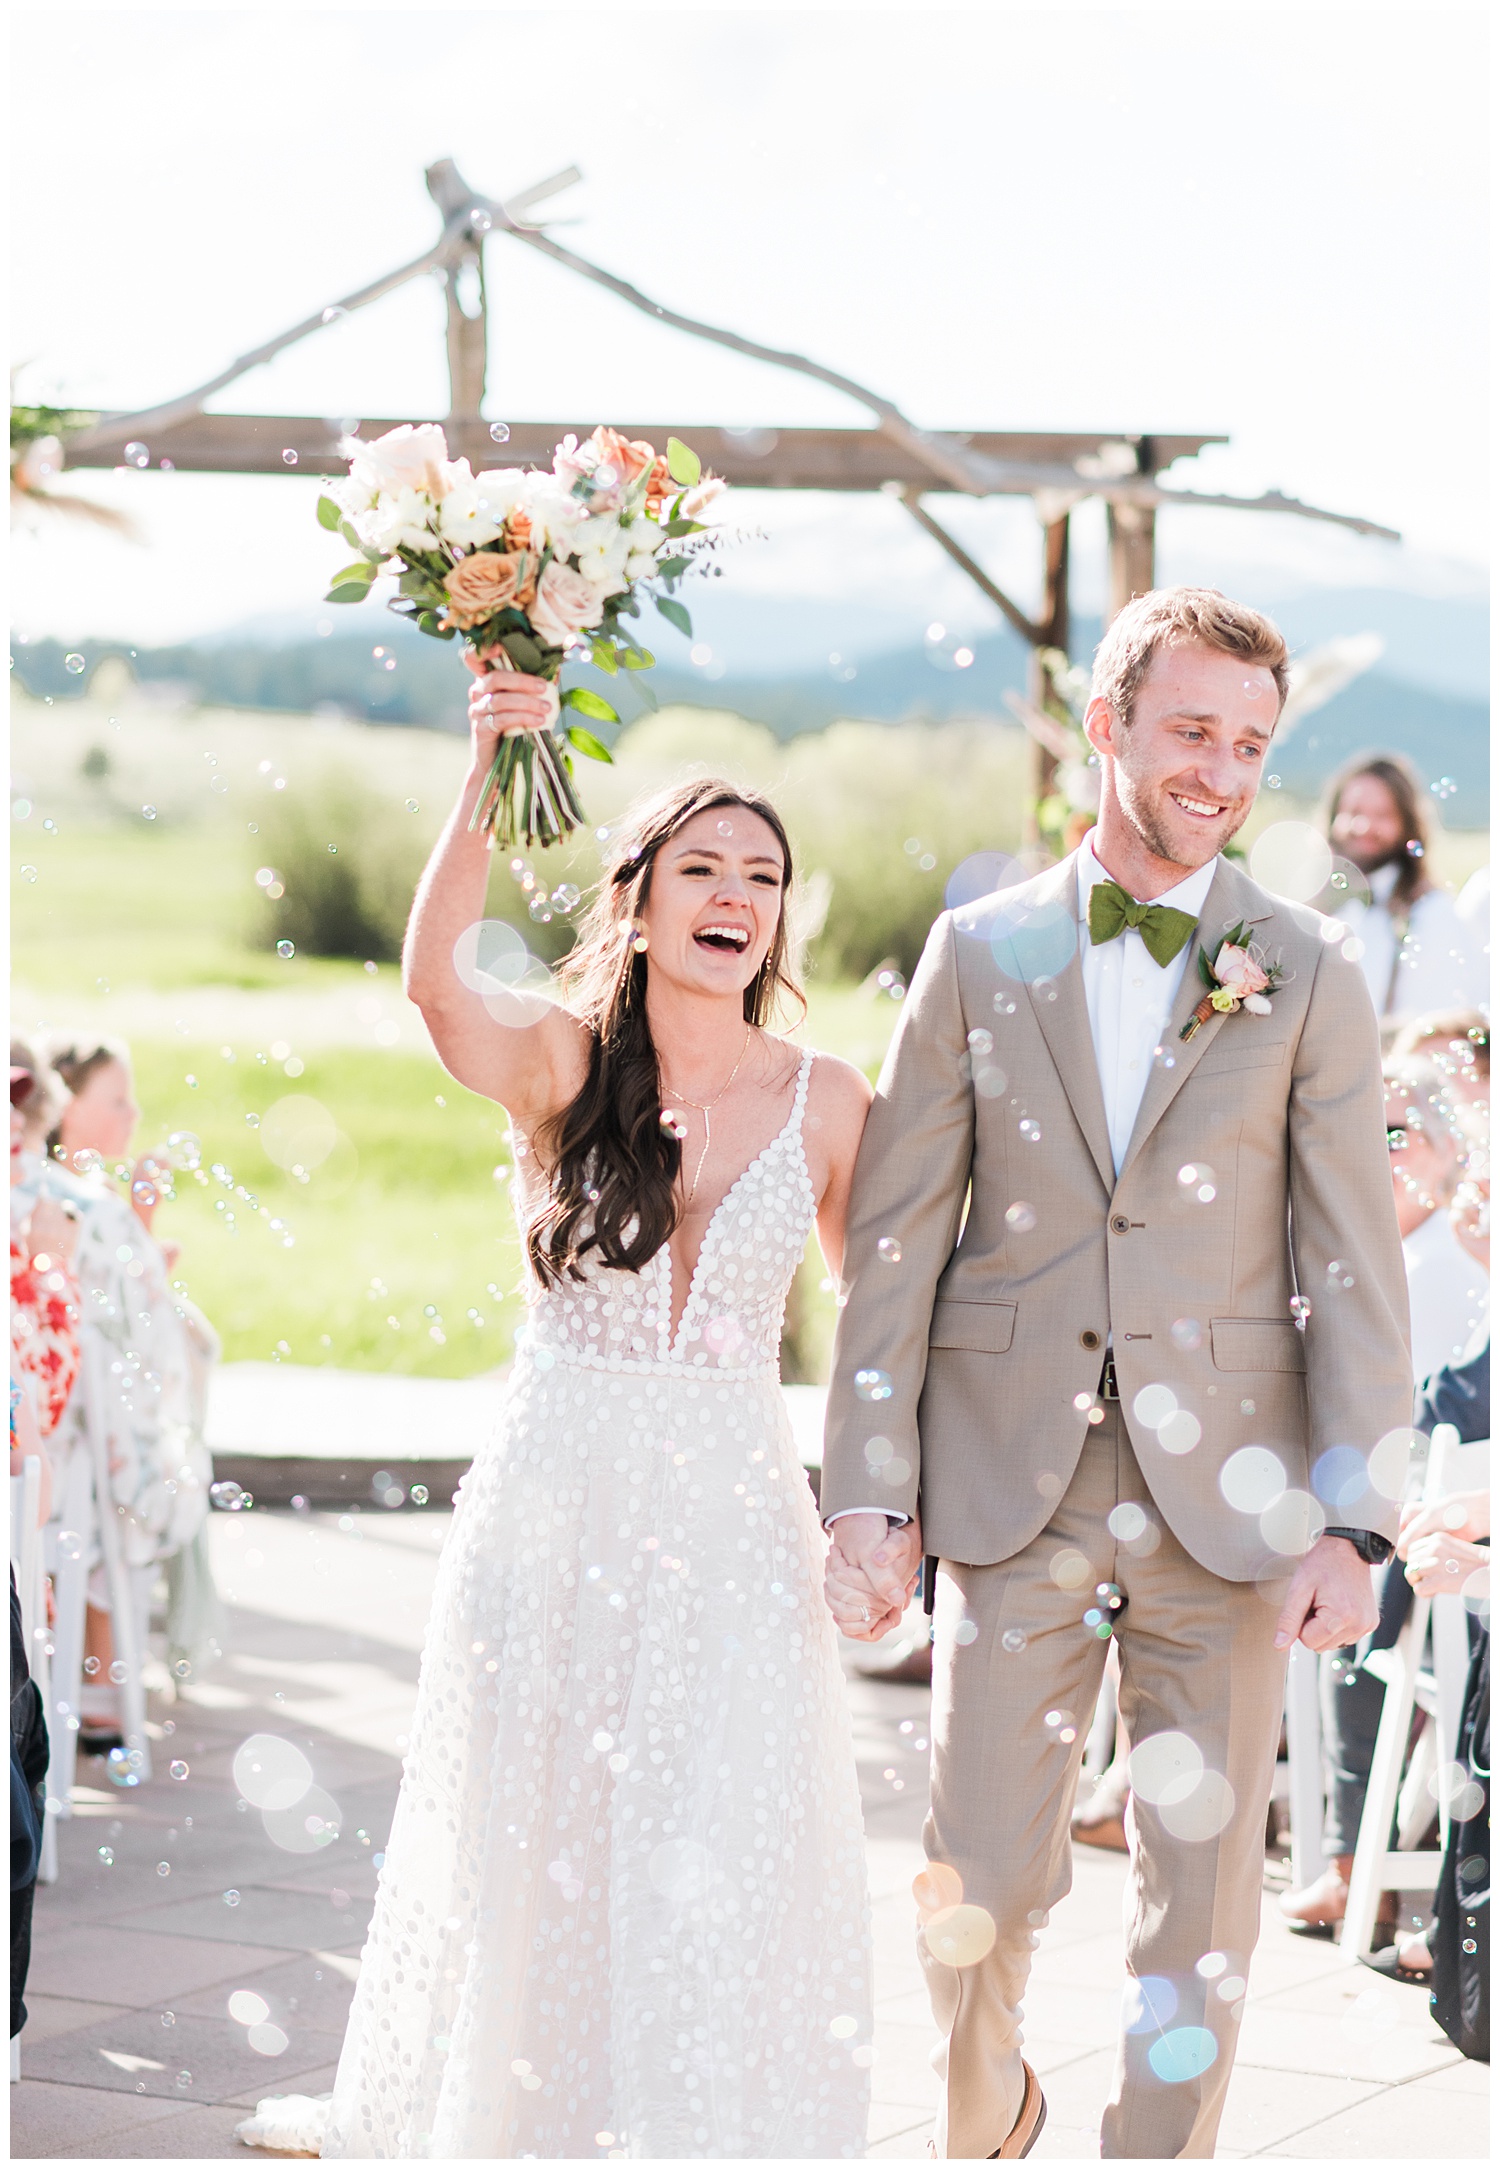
[859,1606,871,1621]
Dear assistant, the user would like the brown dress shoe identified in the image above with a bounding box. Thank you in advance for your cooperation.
[1072,1766,1130,1853]
[990,2061,1047,2158]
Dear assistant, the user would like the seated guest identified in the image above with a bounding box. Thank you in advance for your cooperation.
[1325,755,1480,1020]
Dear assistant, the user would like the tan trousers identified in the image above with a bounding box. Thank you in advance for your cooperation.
[922,1406,1288,2158]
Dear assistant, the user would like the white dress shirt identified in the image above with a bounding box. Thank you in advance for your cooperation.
[1337,864,1480,1022]
[830,838,1219,1527]
[1075,832,1220,1174]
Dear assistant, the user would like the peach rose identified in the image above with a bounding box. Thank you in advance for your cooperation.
[1212,942,1270,996]
[591,427,655,484]
[529,561,607,647]
[643,453,675,514]
[442,550,524,630]
[506,507,535,552]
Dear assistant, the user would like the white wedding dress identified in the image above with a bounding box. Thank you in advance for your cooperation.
[240,1049,872,2159]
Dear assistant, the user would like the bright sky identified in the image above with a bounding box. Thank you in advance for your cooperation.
[11,1,1489,647]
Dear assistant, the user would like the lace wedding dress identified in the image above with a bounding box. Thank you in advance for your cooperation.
[239,1049,872,2159]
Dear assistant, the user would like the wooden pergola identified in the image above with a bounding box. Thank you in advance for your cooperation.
[56,159,1399,806]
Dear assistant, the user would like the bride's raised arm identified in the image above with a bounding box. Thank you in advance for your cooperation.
[403,662,587,1124]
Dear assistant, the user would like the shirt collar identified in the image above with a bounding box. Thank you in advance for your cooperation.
[1076,828,1219,926]
[1369,862,1400,904]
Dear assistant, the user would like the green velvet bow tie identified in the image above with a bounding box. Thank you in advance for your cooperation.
[1087,878,1198,967]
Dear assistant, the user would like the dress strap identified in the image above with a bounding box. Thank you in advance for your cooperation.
[790,1046,814,1132]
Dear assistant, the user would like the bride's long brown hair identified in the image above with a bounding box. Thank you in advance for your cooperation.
[528,776,802,1287]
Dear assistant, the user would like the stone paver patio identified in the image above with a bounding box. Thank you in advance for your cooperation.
[13,1507,1486,2159]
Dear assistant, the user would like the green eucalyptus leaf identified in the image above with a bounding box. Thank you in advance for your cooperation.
[331,560,378,587]
[499,630,544,673]
[654,555,689,581]
[666,436,701,487]
[590,641,620,676]
[562,686,619,723]
[316,495,343,531]
[417,612,456,640]
[621,646,655,670]
[325,583,371,605]
[566,724,614,763]
[655,596,692,638]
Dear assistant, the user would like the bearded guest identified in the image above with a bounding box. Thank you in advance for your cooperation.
[1325,755,1482,1021]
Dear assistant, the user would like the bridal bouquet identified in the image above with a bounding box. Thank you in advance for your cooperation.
[317,424,724,846]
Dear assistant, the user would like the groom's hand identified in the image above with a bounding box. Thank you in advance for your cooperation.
[1272,1533,1380,1652]
[825,1513,923,1641]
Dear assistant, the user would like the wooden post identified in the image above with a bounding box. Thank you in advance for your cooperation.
[1106,500,1156,624]
[444,242,489,424]
[1025,510,1070,847]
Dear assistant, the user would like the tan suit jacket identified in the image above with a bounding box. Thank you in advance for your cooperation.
[821,850,1413,1581]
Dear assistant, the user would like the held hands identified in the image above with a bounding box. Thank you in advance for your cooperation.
[463,650,558,756]
[1399,1489,1490,1551]
[1401,1529,1490,1599]
[1273,1532,1380,1652]
[824,1512,923,1642]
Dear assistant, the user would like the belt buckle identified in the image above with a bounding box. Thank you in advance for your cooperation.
[1099,1354,1120,1402]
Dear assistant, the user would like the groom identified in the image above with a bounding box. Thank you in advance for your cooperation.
[820,588,1411,2158]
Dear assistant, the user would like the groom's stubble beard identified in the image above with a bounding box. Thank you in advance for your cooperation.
[1113,753,1255,874]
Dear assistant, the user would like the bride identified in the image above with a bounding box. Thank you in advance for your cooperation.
[242,668,878,2159]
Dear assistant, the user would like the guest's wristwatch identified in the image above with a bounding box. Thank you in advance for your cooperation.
[1322,1526,1394,1564]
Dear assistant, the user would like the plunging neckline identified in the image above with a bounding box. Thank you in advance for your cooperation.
[660,1048,813,1357]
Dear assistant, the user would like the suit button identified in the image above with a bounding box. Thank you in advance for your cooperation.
[1110,1214,1130,1235]
[1080,1329,1101,1350]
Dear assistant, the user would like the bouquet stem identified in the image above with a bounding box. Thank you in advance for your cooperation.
[469,725,586,850]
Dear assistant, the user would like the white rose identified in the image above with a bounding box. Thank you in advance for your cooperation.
[437,465,508,548]
[355,484,439,558]
[572,525,633,594]
[530,562,607,646]
[343,423,452,500]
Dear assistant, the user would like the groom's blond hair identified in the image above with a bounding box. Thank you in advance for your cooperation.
[1092,586,1290,725]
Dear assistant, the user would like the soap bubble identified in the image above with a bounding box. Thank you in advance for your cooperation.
[263,1782,341,1853]
[1325,1259,1356,1291]
[411,1483,429,1506]
[876,1237,903,1264]
[1044,1706,1079,1744]
[1220,1447,1287,1515]
[1005,1201,1037,1233]
[1170,1317,1203,1352]
[829,2014,858,2039]
[986,893,1078,985]
[1019,1119,1041,1143]
[1129,1730,1204,1805]
[57,1529,83,1561]
[967,1028,994,1058]
[276,940,295,958]
[953,1618,979,1646]
[659,1108,689,1141]
[123,441,149,468]
[157,1860,171,1876]
[108,1660,128,1684]
[282,448,298,466]
[169,1760,189,1781]
[210,1480,250,1511]
[233,1733,313,1812]
[1132,1383,1177,1430]
[922,1903,997,1966]
[106,1746,144,1788]
[489,422,511,443]
[229,1990,271,2026]
[1289,1294,1311,1325]
[1000,1627,1028,1654]
[855,1368,893,1401]
[98,1846,114,1865]
[64,651,86,674]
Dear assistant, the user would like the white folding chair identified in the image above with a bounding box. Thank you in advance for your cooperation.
[1283,1641,1325,1896]
[1341,1425,1488,1964]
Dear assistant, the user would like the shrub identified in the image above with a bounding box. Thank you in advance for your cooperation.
[248,767,432,961]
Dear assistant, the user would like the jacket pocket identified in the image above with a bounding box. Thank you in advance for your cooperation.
[929,1298,1017,1354]
[1210,1317,1307,1373]
[1195,1038,1288,1077]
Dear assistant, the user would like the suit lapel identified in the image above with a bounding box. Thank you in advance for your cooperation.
[1018,855,1116,1194]
[1117,857,1269,1177]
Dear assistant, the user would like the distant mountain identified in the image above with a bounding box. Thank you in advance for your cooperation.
[13,581,1488,824]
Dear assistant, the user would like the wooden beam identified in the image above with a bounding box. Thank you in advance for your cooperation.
[1106,500,1157,623]
[444,246,489,424]
[1027,512,1071,843]
[59,413,1225,492]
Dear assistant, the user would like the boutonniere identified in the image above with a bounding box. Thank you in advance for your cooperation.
[1180,921,1286,1041]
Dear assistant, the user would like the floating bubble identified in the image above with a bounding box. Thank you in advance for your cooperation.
[1157,1409,1202,1456]
[1260,1488,1324,1556]
[276,940,295,958]
[1019,1119,1041,1143]
[659,1108,689,1141]
[1005,1201,1037,1232]
[281,448,298,466]
[1289,1294,1311,1325]
[854,1368,893,1401]
[1240,1399,1256,1416]
[1129,1731,1204,1805]
[106,1747,145,1788]
[210,1480,250,1511]
[953,1619,979,1646]
[108,1660,128,1684]
[1000,1627,1028,1654]
[57,1529,83,1561]
[1132,1384,1177,1430]
[1149,2027,1219,2084]
[229,1990,270,2026]
[489,422,511,443]
[1074,1392,1094,1412]
[1325,1259,1355,1290]
[233,1734,313,1812]
[1249,822,1332,903]
[410,1484,429,1506]
[551,883,581,914]
[1220,1447,1286,1515]
[829,2013,858,2039]
[157,1860,171,1876]
[98,1845,114,1865]
[19,864,37,881]
[123,441,149,468]
[64,651,86,674]
[1044,1706,1078,1744]
[167,1130,202,1170]
[1170,1318,1203,1352]
[876,1237,903,1264]
[923,1902,997,1967]
[169,1760,189,1781]
[1160,1768,1236,1842]
[1049,1548,1092,1590]
[967,1027,994,1058]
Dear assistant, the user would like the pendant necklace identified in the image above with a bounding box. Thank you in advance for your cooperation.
[662,1023,753,1204]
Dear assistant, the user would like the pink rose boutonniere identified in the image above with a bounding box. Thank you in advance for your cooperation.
[1180,921,1287,1042]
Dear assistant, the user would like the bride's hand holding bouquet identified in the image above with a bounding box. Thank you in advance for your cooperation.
[318,421,725,848]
